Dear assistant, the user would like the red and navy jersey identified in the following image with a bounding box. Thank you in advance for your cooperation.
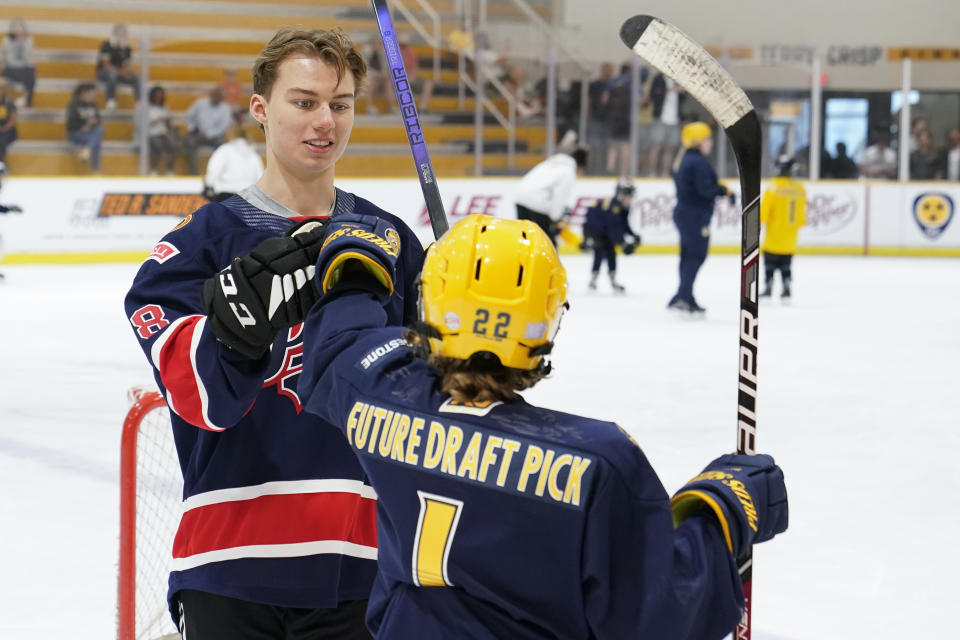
[298,288,745,639]
[123,188,424,619]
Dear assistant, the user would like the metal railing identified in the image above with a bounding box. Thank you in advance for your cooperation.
[390,0,442,82]
[457,0,591,174]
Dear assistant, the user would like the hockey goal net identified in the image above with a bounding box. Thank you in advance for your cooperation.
[118,387,182,640]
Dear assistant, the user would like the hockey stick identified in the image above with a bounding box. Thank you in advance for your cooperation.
[619,15,761,640]
[370,0,449,239]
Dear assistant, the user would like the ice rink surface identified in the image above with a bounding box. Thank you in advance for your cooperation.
[1,252,957,639]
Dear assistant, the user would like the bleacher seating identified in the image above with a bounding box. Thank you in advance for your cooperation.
[0,0,550,176]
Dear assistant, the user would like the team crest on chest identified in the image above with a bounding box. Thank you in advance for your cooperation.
[262,325,305,412]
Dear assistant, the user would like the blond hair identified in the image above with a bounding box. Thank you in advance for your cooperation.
[252,27,367,100]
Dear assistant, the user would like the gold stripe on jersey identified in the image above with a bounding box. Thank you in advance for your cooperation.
[345,401,593,507]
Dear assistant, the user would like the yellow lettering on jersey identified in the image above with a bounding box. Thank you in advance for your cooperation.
[535,449,556,497]
[477,436,503,483]
[390,414,411,461]
[355,403,373,449]
[517,445,544,492]
[563,456,592,506]
[406,417,425,465]
[496,439,521,487]
[379,412,402,457]
[346,402,364,446]
[422,421,445,469]
[456,432,484,480]
[367,408,388,453]
[440,426,464,474]
[547,453,573,501]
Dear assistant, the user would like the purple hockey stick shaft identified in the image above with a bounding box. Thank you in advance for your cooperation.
[370,0,448,239]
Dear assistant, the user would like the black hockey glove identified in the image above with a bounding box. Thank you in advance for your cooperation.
[671,453,788,558]
[201,221,326,359]
[314,213,400,298]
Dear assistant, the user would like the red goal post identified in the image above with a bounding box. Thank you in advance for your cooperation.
[118,387,182,640]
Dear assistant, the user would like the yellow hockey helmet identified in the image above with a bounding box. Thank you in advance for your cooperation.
[681,121,713,148]
[419,214,568,370]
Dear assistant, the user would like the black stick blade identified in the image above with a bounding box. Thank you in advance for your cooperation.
[619,15,654,49]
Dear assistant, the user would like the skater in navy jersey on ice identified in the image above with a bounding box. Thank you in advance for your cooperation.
[298,213,789,639]
[667,121,736,316]
[581,177,639,293]
[124,27,424,639]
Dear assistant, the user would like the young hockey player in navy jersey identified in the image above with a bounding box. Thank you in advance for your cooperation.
[581,178,639,293]
[124,28,424,639]
[297,213,789,639]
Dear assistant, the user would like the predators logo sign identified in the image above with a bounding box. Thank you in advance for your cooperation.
[912,193,954,239]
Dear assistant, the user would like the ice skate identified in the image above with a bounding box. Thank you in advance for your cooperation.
[609,273,625,294]
[588,272,598,291]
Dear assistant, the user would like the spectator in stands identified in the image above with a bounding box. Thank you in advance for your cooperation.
[586,62,613,175]
[859,127,897,179]
[202,124,263,201]
[942,128,960,182]
[503,64,541,118]
[647,73,684,177]
[144,85,178,175]
[360,35,389,114]
[219,68,247,125]
[635,66,655,174]
[0,79,18,163]
[398,32,434,113]
[909,118,929,153]
[2,18,36,108]
[910,129,942,180]
[97,23,140,111]
[66,82,103,172]
[465,31,508,91]
[604,63,633,176]
[184,86,233,175]
[829,142,859,179]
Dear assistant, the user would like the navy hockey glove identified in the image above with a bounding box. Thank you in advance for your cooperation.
[201,221,327,359]
[314,213,400,297]
[671,453,788,558]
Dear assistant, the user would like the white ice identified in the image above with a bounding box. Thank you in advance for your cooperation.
[1,253,957,639]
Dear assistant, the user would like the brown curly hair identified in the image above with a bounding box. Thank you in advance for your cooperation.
[404,329,548,404]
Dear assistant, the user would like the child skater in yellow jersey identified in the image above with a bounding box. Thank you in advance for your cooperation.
[760,155,807,300]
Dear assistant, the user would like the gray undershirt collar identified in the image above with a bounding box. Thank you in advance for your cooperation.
[238,183,337,218]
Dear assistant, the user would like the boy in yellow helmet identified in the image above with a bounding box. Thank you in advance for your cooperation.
[760,155,807,300]
[296,213,789,639]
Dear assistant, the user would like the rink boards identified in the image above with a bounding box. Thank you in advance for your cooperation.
[1,176,958,262]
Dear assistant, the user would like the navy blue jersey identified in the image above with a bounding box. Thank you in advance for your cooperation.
[672,148,726,226]
[123,187,424,620]
[298,288,744,639]
[583,197,634,245]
